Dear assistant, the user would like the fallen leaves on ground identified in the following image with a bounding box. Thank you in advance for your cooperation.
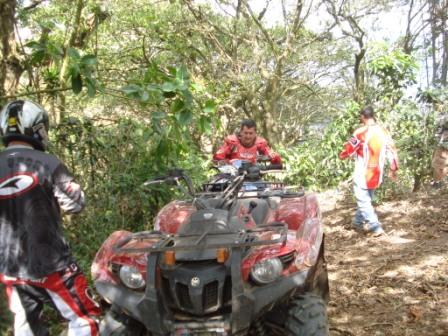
[320,187,448,336]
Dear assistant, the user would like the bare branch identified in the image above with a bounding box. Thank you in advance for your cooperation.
[181,0,234,61]
[281,0,288,24]
[0,87,72,100]
[213,0,235,17]
[257,0,271,21]
[290,0,305,36]
[22,0,46,11]
[231,0,243,59]
[242,0,277,54]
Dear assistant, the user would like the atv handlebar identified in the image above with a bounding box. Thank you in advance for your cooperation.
[143,169,196,197]
[256,155,272,163]
[261,163,283,171]
[143,177,175,186]
[212,161,283,174]
[145,163,285,212]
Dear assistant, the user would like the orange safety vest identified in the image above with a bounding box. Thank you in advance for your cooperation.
[340,124,398,189]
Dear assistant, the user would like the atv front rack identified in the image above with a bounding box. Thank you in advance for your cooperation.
[113,222,288,254]
[198,187,305,199]
[202,181,285,193]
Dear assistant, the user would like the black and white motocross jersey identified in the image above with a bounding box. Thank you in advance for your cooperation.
[0,145,85,279]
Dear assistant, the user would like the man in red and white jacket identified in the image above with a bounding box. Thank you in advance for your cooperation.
[213,119,282,165]
[339,106,398,236]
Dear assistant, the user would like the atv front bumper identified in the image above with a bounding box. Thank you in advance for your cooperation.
[96,268,309,335]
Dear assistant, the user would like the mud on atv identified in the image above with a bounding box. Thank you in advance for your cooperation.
[91,163,329,335]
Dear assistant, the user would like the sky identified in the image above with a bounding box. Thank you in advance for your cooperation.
[197,0,408,40]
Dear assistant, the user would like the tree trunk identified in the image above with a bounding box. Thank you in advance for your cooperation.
[354,48,366,103]
[56,0,85,123]
[262,74,281,144]
[0,0,22,104]
[413,173,422,192]
[440,0,448,86]
[429,0,439,85]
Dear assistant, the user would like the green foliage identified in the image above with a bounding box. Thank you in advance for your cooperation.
[50,117,210,276]
[279,102,360,190]
[280,93,439,197]
[25,37,100,97]
[26,39,64,65]
[366,46,418,104]
[67,48,99,96]
[369,49,417,89]
[417,87,447,105]
[394,103,436,189]
[121,63,215,158]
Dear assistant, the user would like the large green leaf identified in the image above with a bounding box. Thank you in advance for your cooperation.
[171,99,185,114]
[85,77,96,97]
[68,47,81,59]
[140,90,150,102]
[81,55,97,66]
[178,109,193,125]
[203,100,216,114]
[31,50,46,64]
[161,82,176,92]
[199,115,212,134]
[25,41,42,49]
[121,84,141,95]
[176,64,189,81]
[152,111,167,120]
[71,73,83,94]
[47,42,63,59]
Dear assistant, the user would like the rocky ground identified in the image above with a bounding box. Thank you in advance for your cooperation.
[320,187,448,336]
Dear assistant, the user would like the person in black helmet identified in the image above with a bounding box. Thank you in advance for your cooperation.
[0,100,101,335]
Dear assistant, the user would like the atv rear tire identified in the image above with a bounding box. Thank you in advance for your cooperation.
[284,293,328,336]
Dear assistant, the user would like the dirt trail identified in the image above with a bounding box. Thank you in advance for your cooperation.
[319,188,448,336]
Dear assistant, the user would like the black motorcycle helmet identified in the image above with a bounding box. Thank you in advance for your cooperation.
[0,100,49,151]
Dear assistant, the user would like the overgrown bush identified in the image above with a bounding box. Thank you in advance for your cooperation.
[278,101,360,190]
[278,99,440,199]
[50,117,210,273]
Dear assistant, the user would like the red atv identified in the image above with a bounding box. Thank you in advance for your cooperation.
[91,162,329,335]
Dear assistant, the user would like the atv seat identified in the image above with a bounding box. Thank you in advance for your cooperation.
[232,198,270,225]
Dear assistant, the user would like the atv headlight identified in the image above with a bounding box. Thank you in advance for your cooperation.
[119,265,145,289]
[250,258,283,285]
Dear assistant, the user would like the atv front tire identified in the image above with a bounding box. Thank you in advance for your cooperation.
[99,306,148,336]
[284,293,328,336]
